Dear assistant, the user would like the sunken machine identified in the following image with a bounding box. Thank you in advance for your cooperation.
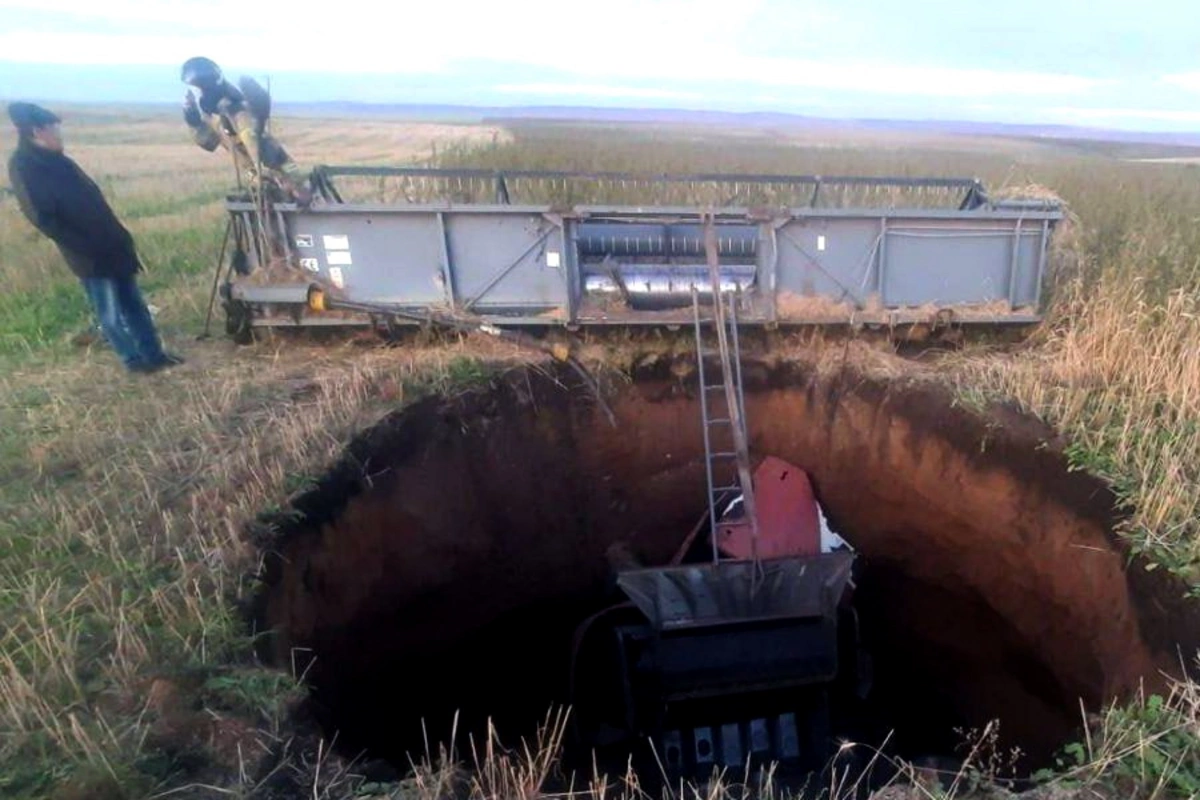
[209,166,1064,341]
[566,268,864,778]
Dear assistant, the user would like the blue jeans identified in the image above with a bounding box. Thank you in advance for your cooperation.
[80,276,167,370]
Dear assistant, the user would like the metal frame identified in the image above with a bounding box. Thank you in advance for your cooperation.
[311,165,989,204]
[224,167,1063,332]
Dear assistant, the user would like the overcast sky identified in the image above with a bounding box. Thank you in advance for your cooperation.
[2,0,1200,131]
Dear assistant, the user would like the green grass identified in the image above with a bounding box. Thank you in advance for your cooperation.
[1037,686,1200,799]
[0,281,93,355]
[119,188,231,221]
[0,221,221,355]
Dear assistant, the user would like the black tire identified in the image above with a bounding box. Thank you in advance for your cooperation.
[224,299,254,345]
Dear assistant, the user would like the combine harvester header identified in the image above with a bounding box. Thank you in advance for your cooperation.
[214,165,1064,339]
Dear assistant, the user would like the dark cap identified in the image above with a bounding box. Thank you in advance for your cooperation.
[8,102,61,132]
[181,56,222,87]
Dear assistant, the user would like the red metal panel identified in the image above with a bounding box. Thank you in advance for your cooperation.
[717,456,820,559]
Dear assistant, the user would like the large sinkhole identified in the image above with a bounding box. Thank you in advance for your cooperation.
[251,357,1199,783]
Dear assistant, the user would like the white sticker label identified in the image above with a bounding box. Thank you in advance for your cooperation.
[329,267,345,289]
[295,235,314,248]
[300,257,319,273]
[323,234,350,250]
[326,250,353,265]
[817,235,827,251]
[546,250,561,268]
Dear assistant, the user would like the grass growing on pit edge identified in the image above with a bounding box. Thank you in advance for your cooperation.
[1036,679,1200,799]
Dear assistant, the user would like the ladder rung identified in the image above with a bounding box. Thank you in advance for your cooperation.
[708,417,731,424]
[712,484,742,493]
[704,385,726,391]
[710,452,737,459]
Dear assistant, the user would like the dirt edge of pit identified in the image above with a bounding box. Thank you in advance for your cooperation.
[246,355,1200,679]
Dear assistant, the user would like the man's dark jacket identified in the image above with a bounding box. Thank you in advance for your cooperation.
[7,139,141,279]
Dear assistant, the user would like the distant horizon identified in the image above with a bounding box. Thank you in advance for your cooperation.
[5,85,1200,149]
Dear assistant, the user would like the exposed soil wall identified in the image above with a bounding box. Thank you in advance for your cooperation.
[251,358,1199,772]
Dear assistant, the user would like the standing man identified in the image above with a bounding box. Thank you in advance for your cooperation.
[6,102,184,373]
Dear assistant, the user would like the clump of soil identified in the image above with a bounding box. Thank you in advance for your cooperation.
[249,356,1199,779]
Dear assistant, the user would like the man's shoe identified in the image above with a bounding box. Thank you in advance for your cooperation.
[128,361,164,374]
[128,353,183,374]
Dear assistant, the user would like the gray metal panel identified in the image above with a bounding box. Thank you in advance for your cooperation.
[1014,231,1042,307]
[572,205,1061,221]
[287,212,447,304]
[232,284,310,303]
[446,213,568,311]
[882,224,1042,307]
[230,196,1059,326]
[299,202,554,215]
[774,218,883,307]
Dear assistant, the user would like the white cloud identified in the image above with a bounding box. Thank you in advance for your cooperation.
[0,31,448,73]
[1162,72,1200,92]
[494,83,702,100]
[0,0,760,73]
[0,31,1103,101]
[0,0,239,24]
[0,0,1101,100]
[703,59,1101,97]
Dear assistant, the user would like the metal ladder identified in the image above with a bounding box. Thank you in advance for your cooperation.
[693,215,760,566]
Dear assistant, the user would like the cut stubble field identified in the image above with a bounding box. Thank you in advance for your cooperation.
[0,108,1198,799]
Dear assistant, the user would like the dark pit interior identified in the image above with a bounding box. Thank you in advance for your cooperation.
[251,357,1198,786]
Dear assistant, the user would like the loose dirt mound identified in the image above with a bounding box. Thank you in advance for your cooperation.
[250,357,1199,777]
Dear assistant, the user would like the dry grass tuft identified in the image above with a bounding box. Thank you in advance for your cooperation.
[944,184,1200,580]
[951,278,1200,568]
